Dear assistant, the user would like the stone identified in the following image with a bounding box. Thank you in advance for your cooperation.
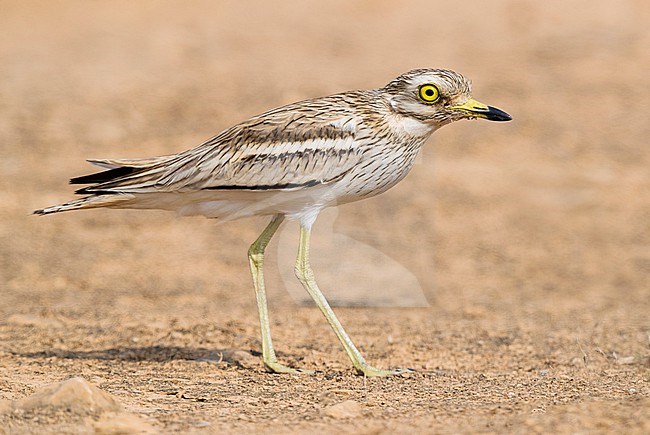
[15,377,122,414]
[323,400,362,419]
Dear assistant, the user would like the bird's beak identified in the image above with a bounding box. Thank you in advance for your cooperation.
[451,98,512,121]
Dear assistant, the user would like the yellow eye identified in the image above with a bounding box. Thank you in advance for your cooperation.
[418,84,440,103]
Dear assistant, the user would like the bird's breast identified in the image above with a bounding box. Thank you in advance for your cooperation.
[334,135,427,203]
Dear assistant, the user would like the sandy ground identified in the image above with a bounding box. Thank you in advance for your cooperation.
[1,0,649,433]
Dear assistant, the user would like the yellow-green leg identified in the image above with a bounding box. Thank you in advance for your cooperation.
[248,214,313,374]
[294,224,412,377]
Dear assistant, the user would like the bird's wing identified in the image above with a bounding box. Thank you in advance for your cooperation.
[87,155,177,169]
[75,103,367,194]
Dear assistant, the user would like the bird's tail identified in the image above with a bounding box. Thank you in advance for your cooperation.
[33,194,134,216]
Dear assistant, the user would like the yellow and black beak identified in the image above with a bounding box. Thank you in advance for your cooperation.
[451,98,512,121]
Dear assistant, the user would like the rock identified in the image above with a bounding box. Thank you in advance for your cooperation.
[6,378,156,433]
[615,356,636,365]
[0,399,12,414]
[323,400,362,419]
[15,377,122,414]
[94,412,157,434]
[202,348,258,368]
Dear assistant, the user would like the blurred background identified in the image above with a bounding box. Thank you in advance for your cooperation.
[1,0,648,370]
[1,1,648,430]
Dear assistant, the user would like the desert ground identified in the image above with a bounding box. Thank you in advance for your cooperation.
[1,1,648,433]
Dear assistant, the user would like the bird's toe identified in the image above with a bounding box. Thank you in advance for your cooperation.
[264,360,315,375]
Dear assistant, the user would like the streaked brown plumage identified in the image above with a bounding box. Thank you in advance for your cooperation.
[35,69,511,376]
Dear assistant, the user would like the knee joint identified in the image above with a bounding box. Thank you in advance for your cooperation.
[294,261,313,282]
[249,247,264,268]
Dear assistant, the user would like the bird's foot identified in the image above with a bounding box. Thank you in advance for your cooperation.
[355,364,414,377]
[264,360,315,375]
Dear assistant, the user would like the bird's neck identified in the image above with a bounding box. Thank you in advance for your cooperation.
[387,112,437,139]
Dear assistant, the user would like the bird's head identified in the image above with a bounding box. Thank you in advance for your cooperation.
[383,69,511,130]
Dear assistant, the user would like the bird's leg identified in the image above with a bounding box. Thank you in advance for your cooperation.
[295,224,412,377]
[248,214,313,374]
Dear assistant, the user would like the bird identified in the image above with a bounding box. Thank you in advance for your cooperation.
[35,68,511,377]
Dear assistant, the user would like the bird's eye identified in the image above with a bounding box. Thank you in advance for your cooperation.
[418,84,440,103]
